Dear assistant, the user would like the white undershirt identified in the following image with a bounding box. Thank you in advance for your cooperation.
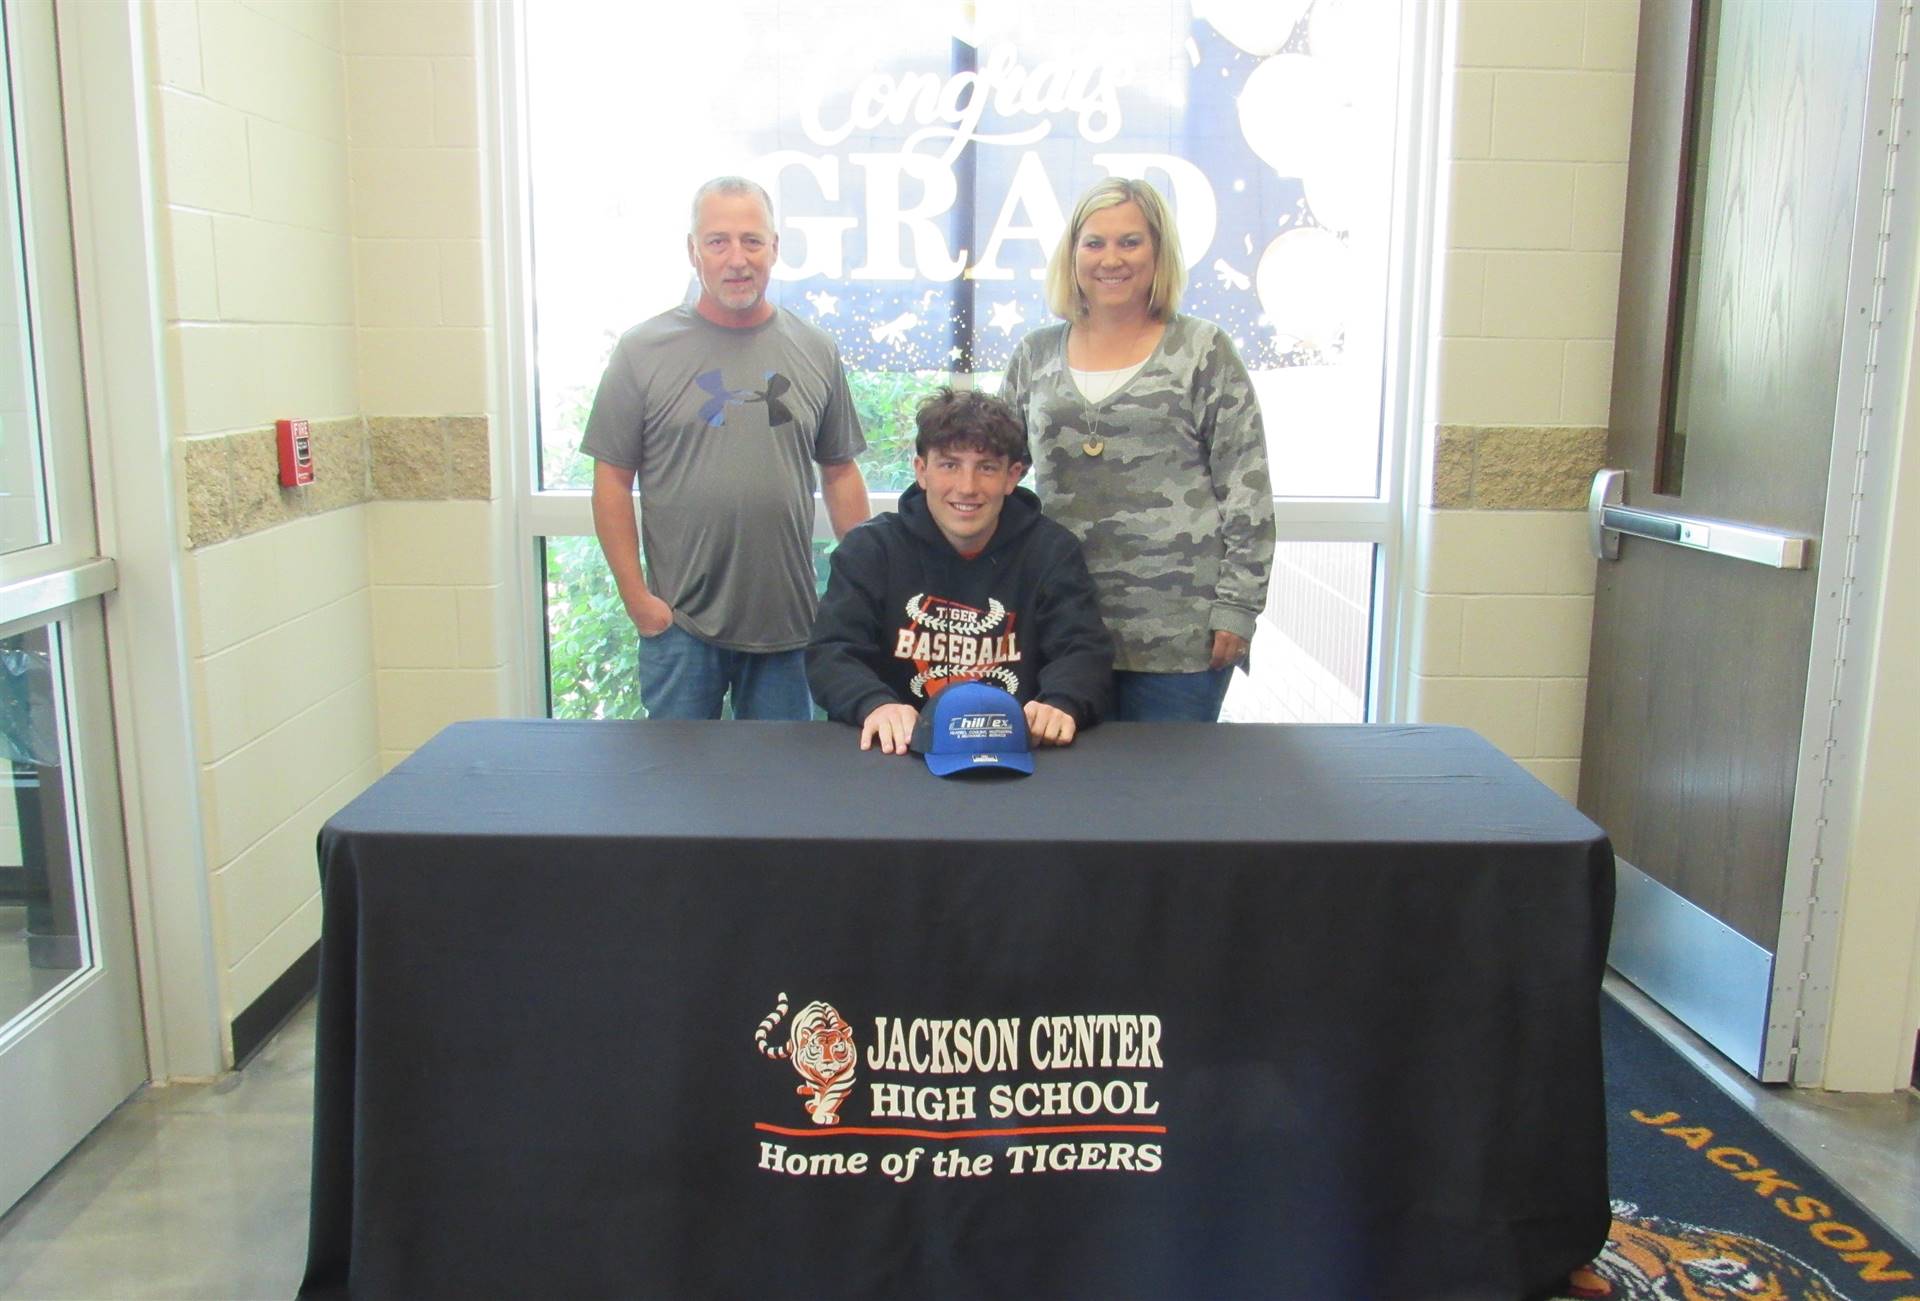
[1070,359,1147,404]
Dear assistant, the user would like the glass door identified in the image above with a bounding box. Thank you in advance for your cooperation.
[0,0,144,1214]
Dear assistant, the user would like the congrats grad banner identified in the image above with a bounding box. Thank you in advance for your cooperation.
[527,0,1395,496]
[740,0,1378,373]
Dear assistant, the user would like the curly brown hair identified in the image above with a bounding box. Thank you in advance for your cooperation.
[914,387,1030,466]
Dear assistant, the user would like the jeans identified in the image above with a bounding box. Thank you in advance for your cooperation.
[1113,666,1233,722]
[637,622,813,720]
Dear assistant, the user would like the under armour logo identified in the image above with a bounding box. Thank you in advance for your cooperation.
[695,370,753,427]
[696,370,795,429]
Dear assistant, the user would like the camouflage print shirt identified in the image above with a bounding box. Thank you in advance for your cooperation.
[1001,315,1275,673]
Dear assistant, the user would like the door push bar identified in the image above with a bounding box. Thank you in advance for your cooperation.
[1588,469,1813,569]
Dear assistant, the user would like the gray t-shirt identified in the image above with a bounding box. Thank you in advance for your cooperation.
[582,305,866,652]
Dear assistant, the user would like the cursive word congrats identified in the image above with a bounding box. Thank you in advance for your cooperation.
[804,45,1130,165]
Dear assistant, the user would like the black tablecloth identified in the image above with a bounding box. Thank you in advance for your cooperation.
[300,720,1613,1300]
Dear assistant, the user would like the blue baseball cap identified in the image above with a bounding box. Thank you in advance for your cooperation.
[911,681,1034,777]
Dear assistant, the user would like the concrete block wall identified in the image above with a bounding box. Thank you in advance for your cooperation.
[344,0,510,773]
[368,500,504,769]
[154,0,357,437]
[149,0,377,1022]
[180,512,378,1014]
[1407,0,1638,799]
[345,1,487,412]
[145,0,505,1039]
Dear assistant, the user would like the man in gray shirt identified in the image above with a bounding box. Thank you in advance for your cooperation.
[583,177,871,719]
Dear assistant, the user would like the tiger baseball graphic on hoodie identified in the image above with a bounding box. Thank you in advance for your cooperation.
[806,483,1113,729]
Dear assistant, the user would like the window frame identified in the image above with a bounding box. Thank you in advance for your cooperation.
[487,0,1448,723]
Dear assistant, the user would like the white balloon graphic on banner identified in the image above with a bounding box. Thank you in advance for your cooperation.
[1257,227,1349,352]
[1301,0,1373,233]
[1308,0,1364,75]
[1236,54,1336,182]
[1300,136,1363,235]
[1239,52,1363,233]
[1193,0,1313,56]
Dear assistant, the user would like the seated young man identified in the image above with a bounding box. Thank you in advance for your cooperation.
[807,387,1114,753]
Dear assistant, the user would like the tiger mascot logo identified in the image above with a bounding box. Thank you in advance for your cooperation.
[1566,1203,1844,1300]
[754,992,857,1126]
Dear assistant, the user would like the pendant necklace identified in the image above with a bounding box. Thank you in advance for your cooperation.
[1080,346,1105,457]
[1075,319,1147,457]
[1079,345,1106,457]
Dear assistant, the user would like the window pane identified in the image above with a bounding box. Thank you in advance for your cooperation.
[0,623,86,1026]
[0,18,51,557]
[1659,0,1726,497]
[524,0,1401,500]
[543,535,644,719]
[1223,542,1373,723]
[547,534,1374,723]
[847,370,948,493]
[543,534,838,720]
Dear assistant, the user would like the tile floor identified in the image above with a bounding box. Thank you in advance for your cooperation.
[0,981,1915,1299]
[0,1000,315,1300]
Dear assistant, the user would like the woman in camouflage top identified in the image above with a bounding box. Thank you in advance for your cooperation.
[1001,178,1275,722]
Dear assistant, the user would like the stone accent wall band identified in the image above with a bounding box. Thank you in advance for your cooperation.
[187,417,1591,547]
[369,416,492,501]
[181,414,489,550]
[1431,425,1607,510]
[182,416,369,549]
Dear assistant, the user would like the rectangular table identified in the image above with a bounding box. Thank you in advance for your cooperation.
[300,720,1613,1299]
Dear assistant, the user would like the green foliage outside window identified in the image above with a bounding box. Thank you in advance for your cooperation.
[541,381,597,491]
[544,535,644,719]
[845,369,945,491]
[544,536,842,720]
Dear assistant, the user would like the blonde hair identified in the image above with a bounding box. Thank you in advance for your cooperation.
[1044,177,1186,322]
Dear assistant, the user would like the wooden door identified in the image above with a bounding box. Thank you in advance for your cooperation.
[1579,0,1876,1079]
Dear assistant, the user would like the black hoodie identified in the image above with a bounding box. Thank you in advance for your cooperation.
[807,484,1114,728]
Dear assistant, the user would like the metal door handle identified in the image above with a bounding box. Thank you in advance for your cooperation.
[1588,470,1813,569]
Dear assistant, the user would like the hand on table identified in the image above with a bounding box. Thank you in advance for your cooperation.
[861,703,919,754]
[1023,700,1077,746]
[1209,629,1249,671]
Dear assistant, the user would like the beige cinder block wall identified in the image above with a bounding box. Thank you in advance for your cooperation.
[1407,0,1637,801]
[343,0,510,773]
[152,0,379,1033]
[146,0,506,1051]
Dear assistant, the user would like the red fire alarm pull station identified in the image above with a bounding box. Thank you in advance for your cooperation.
[277,418,314,487]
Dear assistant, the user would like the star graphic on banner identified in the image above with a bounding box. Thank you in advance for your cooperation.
[989,299,1025,335]
[870,312,918,345]
[1213,258,1251,291]
[805,290,839,317]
